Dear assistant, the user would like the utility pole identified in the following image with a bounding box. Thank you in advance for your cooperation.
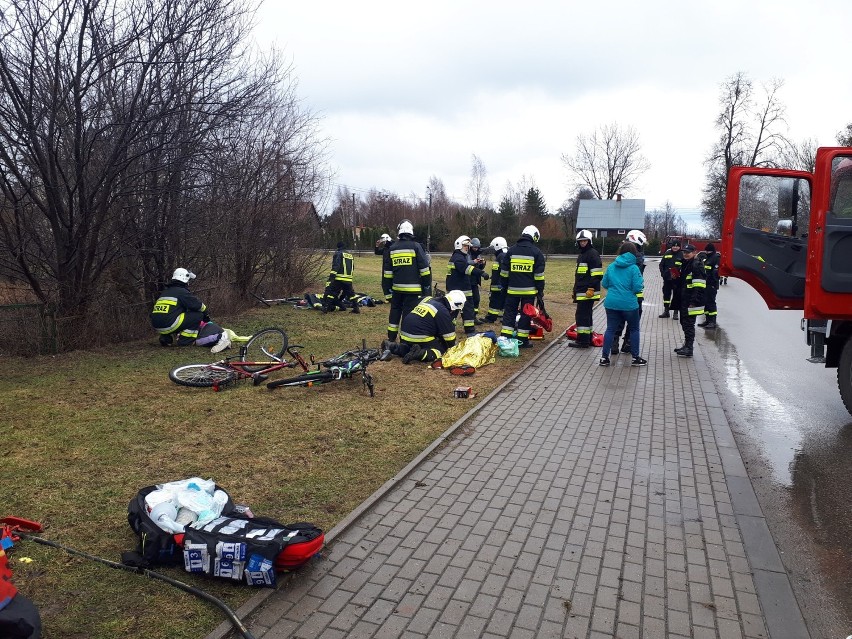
[352,193,356,249]
[426,186,432,253]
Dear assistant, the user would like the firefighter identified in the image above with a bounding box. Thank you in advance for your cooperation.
[674,244,707,358]
[501,225,545,348]
[469,238,488,325]
[658,239,683,319]
[611,229,647,355]
[484,236,508,322]
[446,235,488,335]
[375,232,393,256]
[379,290,465,364]
[322,242,359,314]
[568,229,603,348]
[698,243,720,329]
[382,220,432,341]
[150,268,229,352]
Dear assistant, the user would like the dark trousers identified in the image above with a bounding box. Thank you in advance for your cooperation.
[393,336,443,362]
[679,307,697,347]
[388,292,421,341]
[574,299,594,345]
[705,285,718,318]
[602,308,640,358]
[486,287,506,319]
[662,279,676,309]
[452,295,476,334]
[323,280,355,309]
[615,298,643,344]
[501,295,534,344]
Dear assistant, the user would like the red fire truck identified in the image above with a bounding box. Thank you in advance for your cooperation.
[720,147,852,414]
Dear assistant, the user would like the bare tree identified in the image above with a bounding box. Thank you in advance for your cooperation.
[465,154,491,230]
[700,73,789,234]
[561,123,650,200]
[781,137,818,173]
[0,0,330,336]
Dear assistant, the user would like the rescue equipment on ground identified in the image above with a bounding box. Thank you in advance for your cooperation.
[565,323,604,347]
[125,479,323,586]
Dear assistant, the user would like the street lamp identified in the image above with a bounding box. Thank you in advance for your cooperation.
[426,186,432,253]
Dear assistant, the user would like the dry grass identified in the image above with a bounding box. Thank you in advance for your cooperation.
[0,253,587,639]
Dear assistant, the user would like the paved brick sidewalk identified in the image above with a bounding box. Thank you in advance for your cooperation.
[215,265,808,639]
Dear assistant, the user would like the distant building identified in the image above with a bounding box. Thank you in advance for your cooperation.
[576,196,645,237]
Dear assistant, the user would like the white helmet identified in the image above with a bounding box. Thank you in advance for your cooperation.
[625,229,647,247]
[172,267,196,284]
[454,235,471,250]
[489,236,507,252]
[379,233,392,243]
[397,219,414,237]
[522,225,540,242]
[576,229,593,242]
[445,289,467,312]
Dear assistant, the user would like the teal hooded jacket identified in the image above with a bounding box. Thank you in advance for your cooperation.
[601,252,644,311]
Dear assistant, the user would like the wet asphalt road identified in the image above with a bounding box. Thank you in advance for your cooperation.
[697,277,852,638]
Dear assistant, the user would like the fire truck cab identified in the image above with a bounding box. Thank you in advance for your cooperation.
[720,147,852,414]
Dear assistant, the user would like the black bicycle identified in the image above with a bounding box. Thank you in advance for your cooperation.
[266,340,381,396]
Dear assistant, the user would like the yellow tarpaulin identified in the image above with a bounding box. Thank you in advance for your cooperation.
[441,335,497,369]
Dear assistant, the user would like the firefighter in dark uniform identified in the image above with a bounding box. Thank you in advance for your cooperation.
[322,242,359,314]
[698,243,720,329]
[612,230,647,355]
[468,238,488,325]
[501,225,545,348]
[569,229,603,348]
[484,236,508,322]
[659,239,683,319]
[151,268,216,347]
[382,219,431,341]
[447,235,488,335]
[674,244,707,358]
[380,290,465,364]
[375,232,393,256]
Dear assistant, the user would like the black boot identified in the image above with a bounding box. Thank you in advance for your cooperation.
[569,340,590,349]
[697,318,708,327]
[672,310,679,320]
[702,319,717,329]
[620,339,631,353]
[658,310,670,318]
[350,303,360,314]
[674,344,686,353]
[676,345,693,357]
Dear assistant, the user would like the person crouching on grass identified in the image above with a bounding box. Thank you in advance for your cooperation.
[599,242,647,367]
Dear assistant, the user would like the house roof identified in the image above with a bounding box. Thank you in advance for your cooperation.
[577,199,645,230]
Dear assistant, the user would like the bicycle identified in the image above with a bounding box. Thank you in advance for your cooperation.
[168,328,310,391]
[266,339,381,396]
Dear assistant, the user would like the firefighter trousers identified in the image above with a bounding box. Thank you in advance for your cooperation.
[679,308,696,347]
[387,292,422,341]
[574,299,594,345]
[501,295,534,344]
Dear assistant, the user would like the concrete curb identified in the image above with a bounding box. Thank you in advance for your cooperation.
[204,330,566,639]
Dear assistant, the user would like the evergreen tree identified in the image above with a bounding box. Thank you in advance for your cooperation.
[496,197,518,238]
[524,187,548,222]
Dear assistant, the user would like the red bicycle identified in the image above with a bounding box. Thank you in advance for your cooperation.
[168,328,309,391]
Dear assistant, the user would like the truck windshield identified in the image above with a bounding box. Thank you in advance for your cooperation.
[737,174,810,238]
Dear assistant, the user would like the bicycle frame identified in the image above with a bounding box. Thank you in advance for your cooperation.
[267,340,380,396]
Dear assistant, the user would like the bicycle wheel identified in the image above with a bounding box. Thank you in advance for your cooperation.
[266,370,334,390]
[241,328,288,372]
[169,364,237,388]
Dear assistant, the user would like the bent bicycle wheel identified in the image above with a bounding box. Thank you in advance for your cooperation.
[169,364,236,388]
[241,328,288,372]
[266,370,334,390]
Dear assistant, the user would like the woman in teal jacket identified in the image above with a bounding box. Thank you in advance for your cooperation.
[600,243,646,367]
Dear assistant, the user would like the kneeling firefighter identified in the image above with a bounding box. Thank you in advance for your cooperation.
[150,268,230,352]
[380,290,466,364]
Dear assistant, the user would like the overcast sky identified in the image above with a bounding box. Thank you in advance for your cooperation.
[252,0,852,231]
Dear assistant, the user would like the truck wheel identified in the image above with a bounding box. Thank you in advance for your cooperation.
[838,337,852,417]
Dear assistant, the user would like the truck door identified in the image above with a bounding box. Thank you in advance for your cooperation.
[806,148,852,320]
[720,167,811,310]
